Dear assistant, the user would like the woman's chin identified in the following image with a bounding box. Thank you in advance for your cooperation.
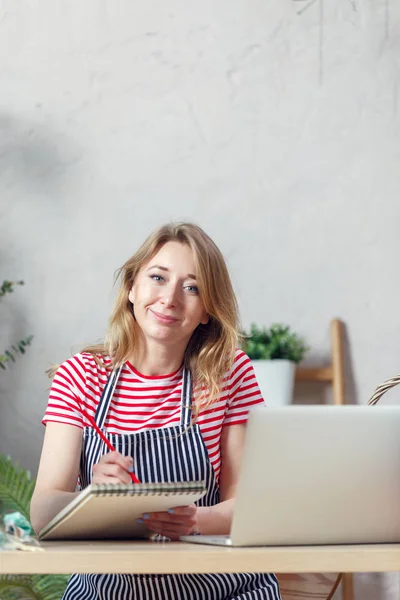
[147,327,179,343]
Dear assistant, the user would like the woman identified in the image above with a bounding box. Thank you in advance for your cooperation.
[30,222,281,600]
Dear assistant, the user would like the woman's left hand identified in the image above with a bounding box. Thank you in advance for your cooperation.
[138,504,198,540]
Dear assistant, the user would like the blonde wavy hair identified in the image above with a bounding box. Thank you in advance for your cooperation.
[50,223,240,417]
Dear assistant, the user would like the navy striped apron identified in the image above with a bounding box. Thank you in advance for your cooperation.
[63,366,281,600]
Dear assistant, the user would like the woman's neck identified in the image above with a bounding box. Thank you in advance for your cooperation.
[130,342,185,377]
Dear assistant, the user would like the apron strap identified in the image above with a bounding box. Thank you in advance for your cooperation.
[94,364,193,430]
[180,368,193,429]
[94,366,123,428]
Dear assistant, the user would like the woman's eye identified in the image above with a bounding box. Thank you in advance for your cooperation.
[150,274,164,282]
[185,285,199,294]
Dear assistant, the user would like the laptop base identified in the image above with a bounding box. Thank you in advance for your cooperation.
[180,535,232,546]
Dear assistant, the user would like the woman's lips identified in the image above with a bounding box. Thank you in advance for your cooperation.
[150,310,179,324]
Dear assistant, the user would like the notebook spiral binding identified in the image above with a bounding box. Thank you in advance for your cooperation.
[93,481,206,497]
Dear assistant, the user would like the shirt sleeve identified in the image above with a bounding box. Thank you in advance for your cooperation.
[42,354,88,428]
[223,350,265,426]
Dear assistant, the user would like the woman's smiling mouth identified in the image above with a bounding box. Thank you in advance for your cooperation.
[150,309,179,324]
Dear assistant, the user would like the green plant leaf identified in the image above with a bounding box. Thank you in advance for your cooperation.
[0,574,69,600]
[0,281,24,298]
[0,455,35,520]
[0,285,59,598]
[241,323,309,363]
[0,457,70,600]
[1,337,33,371]
[1,280,33,371]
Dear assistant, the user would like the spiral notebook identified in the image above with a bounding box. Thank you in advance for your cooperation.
[39,481,207,541]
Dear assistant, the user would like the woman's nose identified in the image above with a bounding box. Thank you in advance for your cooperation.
[161,285,180,306]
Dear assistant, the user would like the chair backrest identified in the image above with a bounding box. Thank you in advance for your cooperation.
[295,318,345,405]
[277,319,354,600]
[278,573,341,600]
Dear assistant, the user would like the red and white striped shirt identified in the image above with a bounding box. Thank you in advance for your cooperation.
[43,349,264,480]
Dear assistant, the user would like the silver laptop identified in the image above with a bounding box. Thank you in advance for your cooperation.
[180,405,400,546]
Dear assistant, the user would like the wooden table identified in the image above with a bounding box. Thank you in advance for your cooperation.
[2,541,400,574]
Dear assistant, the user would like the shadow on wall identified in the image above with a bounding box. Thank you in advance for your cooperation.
[0,111,81,197]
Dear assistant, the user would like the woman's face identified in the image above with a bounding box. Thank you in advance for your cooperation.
[129,241,209,349]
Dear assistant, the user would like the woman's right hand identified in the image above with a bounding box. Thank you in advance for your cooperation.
[92,451,134,484]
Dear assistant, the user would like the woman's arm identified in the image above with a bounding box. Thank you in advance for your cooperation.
[196,422,246,534]
[30,422,136,534]
[30,422,83,534]
[143,423,247,538]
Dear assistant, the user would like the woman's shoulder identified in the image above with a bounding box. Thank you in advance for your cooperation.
[55,352,112,380]
[224,348,253,382]
[231,347,252,369]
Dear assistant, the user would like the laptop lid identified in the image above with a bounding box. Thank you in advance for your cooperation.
[230,405,400,546]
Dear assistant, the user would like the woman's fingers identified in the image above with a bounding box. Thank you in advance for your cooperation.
[146,520,196,539]
[92,452,133,484]
[99,451,133,470]
[93,475,126,485]
[141,504,198,539]
[93,463,132,484]
[145,504,197,522]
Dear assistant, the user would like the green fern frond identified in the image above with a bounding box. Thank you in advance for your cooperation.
[0,575,40,600]
[0,574,69,600]
[30,575,69,600]
[0,455,35,521]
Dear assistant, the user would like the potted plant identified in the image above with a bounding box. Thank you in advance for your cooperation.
[241,323,309,407]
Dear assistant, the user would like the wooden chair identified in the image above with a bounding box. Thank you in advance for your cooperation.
[277,318,354,600]
[278,573,342,600]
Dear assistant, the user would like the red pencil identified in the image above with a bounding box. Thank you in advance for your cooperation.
[83,410,141,484]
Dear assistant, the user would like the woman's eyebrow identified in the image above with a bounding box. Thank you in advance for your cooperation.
[147,264,168,272]
[147,265,197,279]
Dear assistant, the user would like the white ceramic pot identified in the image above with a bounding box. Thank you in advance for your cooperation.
[251,359,296,407]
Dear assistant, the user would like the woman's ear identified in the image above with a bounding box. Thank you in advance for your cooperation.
[128,286,135,305]
[200,313,209,325]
